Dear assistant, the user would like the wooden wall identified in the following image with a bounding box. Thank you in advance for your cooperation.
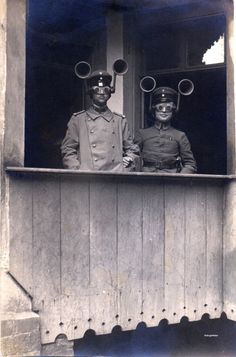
[7,170,226,344]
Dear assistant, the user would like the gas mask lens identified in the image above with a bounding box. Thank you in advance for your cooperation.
[92,86,111,95]
[155,103,175,113]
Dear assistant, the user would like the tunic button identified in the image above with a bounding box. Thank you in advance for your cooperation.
[90,130,94,133]
[93,144,96,148]
[112,131,115,134]
[94,158,98,161]
[87,118,91,121]
[112,145,115,148]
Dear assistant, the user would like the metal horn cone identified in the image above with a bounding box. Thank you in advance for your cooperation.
[178,79,194,96]
[74,61,91,79]
[140,76,156,93]
[113,59,128,75]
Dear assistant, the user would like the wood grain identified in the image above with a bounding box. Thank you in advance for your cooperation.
[32,176,61,310]
[7,172,227,343]
[142,181,165,326]
[9,175,33,295]
[117,181,143,331]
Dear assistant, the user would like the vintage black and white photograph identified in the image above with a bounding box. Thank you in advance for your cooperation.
[0,0,236,356]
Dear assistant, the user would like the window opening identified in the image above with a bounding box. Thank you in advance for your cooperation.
[202,35,224,65]
[25,2,227,175]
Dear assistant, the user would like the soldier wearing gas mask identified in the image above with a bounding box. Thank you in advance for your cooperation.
[135,86,197,173]
[61,69,139,171]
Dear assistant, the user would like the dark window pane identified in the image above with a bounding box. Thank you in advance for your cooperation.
[187,15,225,67]
[144,28,181,71]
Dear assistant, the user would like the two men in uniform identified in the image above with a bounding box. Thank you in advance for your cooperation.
[61,68,196,173]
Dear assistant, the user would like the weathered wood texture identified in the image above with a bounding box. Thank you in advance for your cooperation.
[223,181,236,320]
[8,172,227,344]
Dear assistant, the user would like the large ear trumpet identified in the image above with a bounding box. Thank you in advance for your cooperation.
[74,61,91,79]
[111,59,128,93]
[140,76,157,112]
[176,79,194,112]
[140,76,156,93]
[74,61,91,94]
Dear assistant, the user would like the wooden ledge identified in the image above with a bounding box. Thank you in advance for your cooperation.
[5,166,235,182]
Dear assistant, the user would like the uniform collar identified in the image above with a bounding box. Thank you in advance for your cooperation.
[86,105,113,122]
[154,122,171,130]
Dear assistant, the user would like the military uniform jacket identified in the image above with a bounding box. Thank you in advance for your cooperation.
[134,123,197,173]
[61,106,139,171]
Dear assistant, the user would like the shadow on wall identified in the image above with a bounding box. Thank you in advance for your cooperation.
[74,314,236,356]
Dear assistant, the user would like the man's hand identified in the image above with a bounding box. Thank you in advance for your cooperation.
[123,156,133,167]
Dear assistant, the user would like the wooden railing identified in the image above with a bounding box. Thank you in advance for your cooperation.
[6,168,236,344]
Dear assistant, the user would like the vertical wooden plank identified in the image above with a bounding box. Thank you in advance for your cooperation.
[185,181,206,322]
[4,0,25,167]
[60,176,90,341]
[40,297,62,344]
[223,180,236,321]
[142,181,165,327]
[9,175,33,295]
[32,176,61,310]
[164,181,185,324]
[117,180,143,331]
[89,178,118,335]
[205,183,223,318]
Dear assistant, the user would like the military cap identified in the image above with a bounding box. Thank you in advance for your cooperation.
[87,70,112,87]
[152,86,178,106]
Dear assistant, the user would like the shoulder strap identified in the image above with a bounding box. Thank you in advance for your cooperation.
[73,110,85,116]
[113,111,126,118]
